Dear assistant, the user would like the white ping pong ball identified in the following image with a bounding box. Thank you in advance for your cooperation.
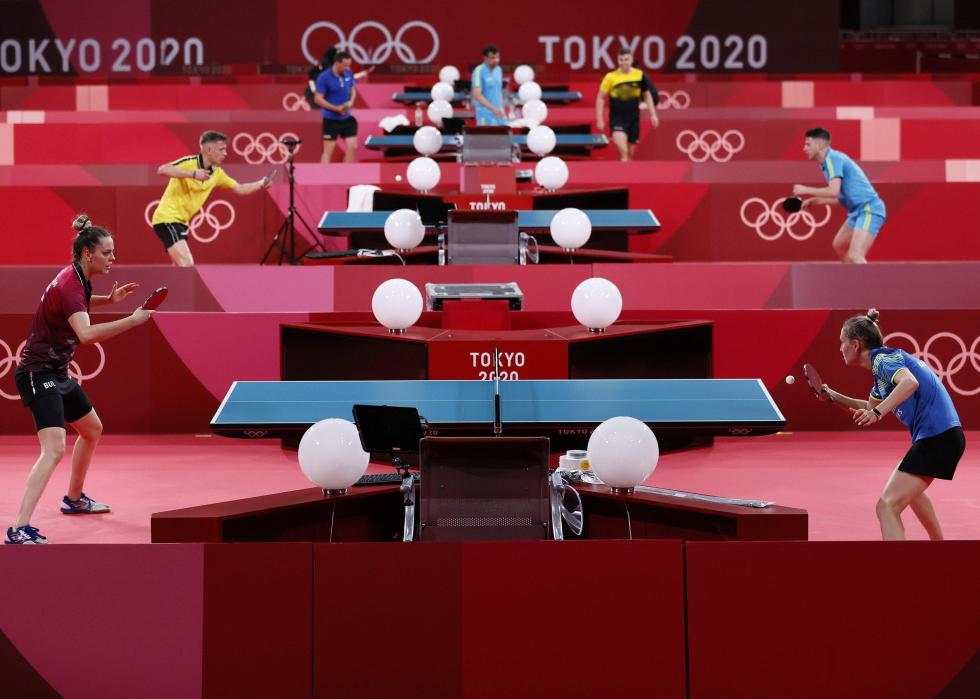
[372,278,423,332]
[785,375,795,385]
[395,174,402,181]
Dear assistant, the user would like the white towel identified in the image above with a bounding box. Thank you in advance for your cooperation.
[378,114,411,132]
[347,184,381,212]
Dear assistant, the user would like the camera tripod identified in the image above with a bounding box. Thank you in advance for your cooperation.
[261,139,322,265]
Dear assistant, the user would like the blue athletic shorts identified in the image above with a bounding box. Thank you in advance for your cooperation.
[846,198,886,237]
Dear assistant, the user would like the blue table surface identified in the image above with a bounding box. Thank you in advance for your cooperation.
[393,90,582,102]
[212,379,784,427]
[317,209,660,231]
[365,134,607,148]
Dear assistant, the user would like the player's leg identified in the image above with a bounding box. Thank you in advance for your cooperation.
[154,223,193,267]
[321,118,338,163]
[909,491,944,540]
[627,119,640,162]
[14,423,67,527]
[341,118,358,163]
[875,468,932,540]
[843,205,883,264]
[167,239,194,267]
[610,129,630,161]
[65,385,100,501]
[831,221,854,261]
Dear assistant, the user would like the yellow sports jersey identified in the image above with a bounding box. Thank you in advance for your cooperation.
[599,68,657,122]
[151,154,238,225]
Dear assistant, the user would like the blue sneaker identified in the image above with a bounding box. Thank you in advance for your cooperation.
[5,524,48,544]
[61,493,111,515]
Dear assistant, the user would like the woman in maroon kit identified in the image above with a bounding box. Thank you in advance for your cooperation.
[5,215,153,544]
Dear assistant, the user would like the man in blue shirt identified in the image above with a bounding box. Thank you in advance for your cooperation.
[471,45,507,126]
[793,127,886,263]
[314,50,358,163]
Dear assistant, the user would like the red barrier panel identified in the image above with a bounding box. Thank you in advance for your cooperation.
[0,544,313,698]
[0,186,281,265]
[314,540,686,699]
[686,541,980,699]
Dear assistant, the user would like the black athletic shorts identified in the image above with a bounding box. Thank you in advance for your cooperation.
[153,222,189,250]
[322,116,358,141]
[610,117,641,144]
[898,427,965,481]
[15,367,93,431]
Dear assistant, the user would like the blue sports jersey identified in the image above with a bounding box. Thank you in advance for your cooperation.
[315,68,356,120]
[472,62,505,125]
[821,147,880,211]
[870,347,960,442]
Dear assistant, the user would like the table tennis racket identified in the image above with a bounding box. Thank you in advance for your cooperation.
[140,286,168,311]
[782,196,803,213]
[802,362,833,401]
[262,169,276,186]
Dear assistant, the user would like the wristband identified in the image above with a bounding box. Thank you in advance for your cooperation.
[871,407,882,418]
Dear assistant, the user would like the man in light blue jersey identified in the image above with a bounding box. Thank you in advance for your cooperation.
[793,127,886,264]
[471,45,507,126]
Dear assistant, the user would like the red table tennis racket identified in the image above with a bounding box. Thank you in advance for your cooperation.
[141,286,168,311]
[782,196,803,213]
[802,363,833,401]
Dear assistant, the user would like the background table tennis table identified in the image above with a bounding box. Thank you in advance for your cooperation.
[364,133,608,153]
[392,90,582,104]
[211,378,785,440]
[316,209,660,235]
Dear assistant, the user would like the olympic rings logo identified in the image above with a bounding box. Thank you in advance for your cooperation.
[675,129,744,162]
[244,430,268,438]
[145,200,236,244]
[728,427,753,436]
[657,90,690,110]
[740,197,832,241]
[301,20,440,66]
[0,338,106,401]
[232,132,301,165]
[883,332,980,397]
[282,93,311,112]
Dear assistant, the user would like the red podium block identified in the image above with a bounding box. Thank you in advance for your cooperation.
[440,299,512,330]
[460,164,516,194]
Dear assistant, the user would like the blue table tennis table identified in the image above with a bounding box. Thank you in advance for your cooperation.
[316,210,660,235]
[364,134,608,153]
[392,90,582,105]
[211,379,785,440]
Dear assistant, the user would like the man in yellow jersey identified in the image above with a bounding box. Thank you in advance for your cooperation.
[151,131,272,266]
[596,47,660,161]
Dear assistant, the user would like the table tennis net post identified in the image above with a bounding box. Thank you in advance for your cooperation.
[493,346,501,436]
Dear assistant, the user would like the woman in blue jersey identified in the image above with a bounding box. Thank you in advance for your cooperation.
[820,309,965,540]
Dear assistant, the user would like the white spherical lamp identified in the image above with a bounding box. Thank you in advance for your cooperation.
[298,418,370,495]
[518,81,542,104]
[412,125,442,156]
[522,98,548,124]
[534,155,568,191]
[438,65,460,84]
[571,277,622,331]
[384,209,425,250]
[427,99,453,126]
[550,208,592,250]
[406,156,441,192]
[430,81,454,103]
[514,64,535,85]
[371,278,423,332]
[526,125,556,156]
[587,416,659,494]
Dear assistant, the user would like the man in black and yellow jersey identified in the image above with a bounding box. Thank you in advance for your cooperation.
[596,47,660,161]
[152,131,272,266]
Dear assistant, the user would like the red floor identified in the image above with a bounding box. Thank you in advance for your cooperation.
[1,431,977,543]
